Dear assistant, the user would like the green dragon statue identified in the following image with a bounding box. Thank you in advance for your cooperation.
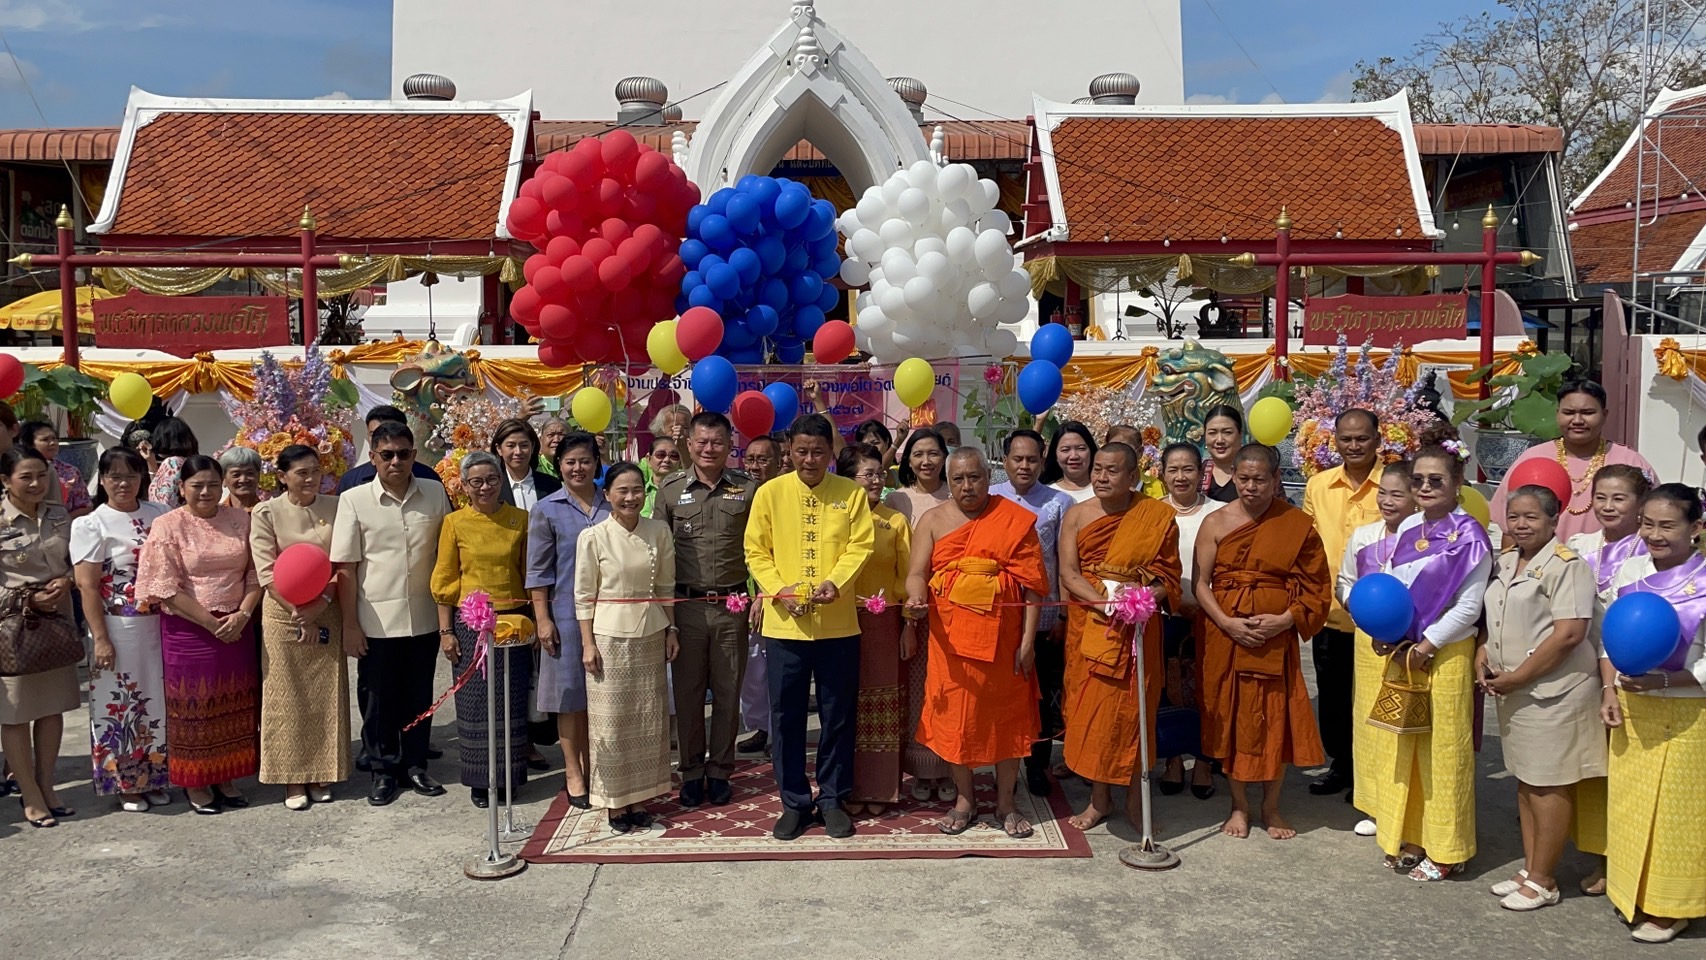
[1150,340,1239,446]
[389,343,481,458]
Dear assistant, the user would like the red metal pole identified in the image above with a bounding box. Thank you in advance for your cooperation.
[1273,208,1291,380]
[300,207,319,349]
[56,206,79,371]
[1479,205,1497,394]
[26,253,343,269]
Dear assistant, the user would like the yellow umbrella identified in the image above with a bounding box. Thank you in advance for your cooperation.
[0,286,114,332]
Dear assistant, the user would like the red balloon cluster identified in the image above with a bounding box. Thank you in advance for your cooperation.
[507,130,700,366]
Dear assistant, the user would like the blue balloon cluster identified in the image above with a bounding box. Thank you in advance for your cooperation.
[678,175,843,365]
[1018,323,1076,414]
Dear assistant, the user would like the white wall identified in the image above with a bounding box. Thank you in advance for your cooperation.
[1634,335,1706,487]
[392,0,1185,121]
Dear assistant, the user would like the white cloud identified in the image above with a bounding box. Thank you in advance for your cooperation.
[0,51,39,90]
[1185,91,1234,105]
[315,90,353,100]
[1259,92,1285,104]
[0,1,171,32]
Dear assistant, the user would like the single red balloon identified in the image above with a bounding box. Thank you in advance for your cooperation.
[545,235,580,266]
[633,149,671,191]
[540,174,580,214]
[539,303,581,341]
[731,390,776,439]
[519,178,543,201]
[600,217,632,247]
[618,235,653,273]
[522,253,550,285]
[601,129,641,181]
[506,196,546,241]
[1505,457,1574,509]
[560,255,598,293]
[676,306,725,362]
[532,265,567,303]
[509,285,543,325]
[274,543,332,607]
[596,178,625,217]
[0,354,23,397]
[577,324,618,364]
[812,319,856,364]
[598,255,633,292]
[581,237,615,264]
[538,340,577,369]
[544,209,583,240]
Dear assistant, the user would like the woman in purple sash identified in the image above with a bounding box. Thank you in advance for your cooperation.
[1335,461,1416,839]
[1370,432,1491,882]
[1598,483,1706,944]
[1568,465,1650,603]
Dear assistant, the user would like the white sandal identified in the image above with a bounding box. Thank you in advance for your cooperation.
[120,797,151,813]
[1490,869,1530,897]
[308,785,333,804]
[1632,918,1688,944]
[284,794,311,811]
[1499,879,1559,912]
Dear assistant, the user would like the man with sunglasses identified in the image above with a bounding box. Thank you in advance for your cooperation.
[336,405,441,492]
[331,421,454,807]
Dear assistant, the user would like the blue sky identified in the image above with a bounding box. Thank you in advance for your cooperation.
[0,0,1494,127]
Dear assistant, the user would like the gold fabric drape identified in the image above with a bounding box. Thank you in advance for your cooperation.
[1025,254,1432,299]
[94,255,524,301]
[1654,338,1706,382]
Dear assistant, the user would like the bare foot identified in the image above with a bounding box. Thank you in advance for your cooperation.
[1221,808,1250,838]
[1261,809,1296,840]
[1068,800,1110,830]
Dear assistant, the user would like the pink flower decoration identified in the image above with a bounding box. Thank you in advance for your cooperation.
[1109,584,1158,626]
[459,590,497,633]
[724,592,751,614]
[983,364,1003,388]
[862,589,888,615]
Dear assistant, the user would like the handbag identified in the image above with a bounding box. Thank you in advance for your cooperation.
[0,585,86,677]
[1367,645,1432,735]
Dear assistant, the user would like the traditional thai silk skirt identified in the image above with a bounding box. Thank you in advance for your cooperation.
[1350,627,1383,818]
[851,607,904,803]
[258,596,350,784]
[1607,691,1706,922]
[1371,639,1477,865]
[453,614,530,791]
[87,613,169,795]
[160,612,259,789]
[584,630,672,809]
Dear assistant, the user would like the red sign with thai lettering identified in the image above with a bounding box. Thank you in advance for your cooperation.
[92,293,290,356]
[1303,294,1469,347]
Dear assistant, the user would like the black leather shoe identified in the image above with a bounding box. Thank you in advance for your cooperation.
[1024,764,1053,798]
[368,775,401,807]
[679,776,705,808]
[707,778,732,806]
[774,808,811,841]
[470,788,489,809]
[737,730,769,754]
[407,772,446,797]
[1308,769,1351,796]
[821,806,855,839]
[214,789,248,809]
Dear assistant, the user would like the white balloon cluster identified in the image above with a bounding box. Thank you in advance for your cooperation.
[836,160,1027,362]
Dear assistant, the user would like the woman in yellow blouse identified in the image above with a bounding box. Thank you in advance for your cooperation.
[840,443,912,816]
[574,462,677,833]
[432,451,531,808]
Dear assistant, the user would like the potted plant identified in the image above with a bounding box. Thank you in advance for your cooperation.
[12,363,107,482]
[1450,350,1573,482]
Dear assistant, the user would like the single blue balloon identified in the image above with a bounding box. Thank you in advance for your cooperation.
[685,206,708,237]
[721,319,759,350]
[793,305,827,340]
[773,340,806,364]
[807,230,840,260]
[764,382,799,427]
[791,273,824,306]
[814,283,840,312]
[750,177,782,211]
[678,238,709,271]
[811,253,842,280]
[692,356,738,414]
[701,214,736,251]
[726,194,762,236]
[706,188,735,216]
[1016,360,1064,415]
[698,252,725,273]
[803,201,837,241]
[755,235,787,276]
[1031,323,1075,368]
[679,270,703,297]
[736,174,765,194]
[746,304,780,337]
[759,277,791,312]
[705,263,742,301]
[686,284,720,310]
[774,184,813,230]
[1602,592,1685,676]
[729,247,763,287]
[1346,572,1415,644]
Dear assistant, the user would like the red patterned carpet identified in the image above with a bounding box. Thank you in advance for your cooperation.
[520,761,1091,863]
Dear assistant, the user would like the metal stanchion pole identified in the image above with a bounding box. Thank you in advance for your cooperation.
[500,643,532,840]
[1119,620,1180,871]
[465,632,524,880]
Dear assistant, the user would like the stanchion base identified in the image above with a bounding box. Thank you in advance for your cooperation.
[464,854,527,880]
[499,824,534,842]
[1118,841,1181,871]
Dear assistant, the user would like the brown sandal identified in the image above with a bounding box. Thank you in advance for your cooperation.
[937,808,974,835]
[1001,811,1034,839]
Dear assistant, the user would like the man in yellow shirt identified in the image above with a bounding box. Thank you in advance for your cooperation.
[744,413,875,841]
[1300,408,1383,800]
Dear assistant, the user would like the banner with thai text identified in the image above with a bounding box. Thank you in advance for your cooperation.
[93,293,291,356]
[1303,294,1469,348]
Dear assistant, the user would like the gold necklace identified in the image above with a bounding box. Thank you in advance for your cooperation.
[1554,440,1607,516]
[1414,516,1459,552]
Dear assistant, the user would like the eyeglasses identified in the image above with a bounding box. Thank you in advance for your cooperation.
[1410,475,1451,491]
[464,476,500,489]
[853,470,884,481]
[376,449,415,462]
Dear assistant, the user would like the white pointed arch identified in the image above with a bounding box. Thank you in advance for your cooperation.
[683,2,929,199]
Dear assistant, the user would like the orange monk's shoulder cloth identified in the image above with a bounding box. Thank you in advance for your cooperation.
[1079,497,1181,678]
[1210,499,1332,674]
[928,496,1049,663]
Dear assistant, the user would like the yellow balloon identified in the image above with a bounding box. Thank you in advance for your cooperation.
[109,372,153,421]
[570,387,612,434]
[894,357,935,409]
[1248,396,1293,446]
[1459,485,1490,529]
[647,320,687,375]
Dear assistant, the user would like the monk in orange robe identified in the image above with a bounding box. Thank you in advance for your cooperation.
[1059,443,1182,830]
[1195,443,1331,840]
[907,448,1049,839]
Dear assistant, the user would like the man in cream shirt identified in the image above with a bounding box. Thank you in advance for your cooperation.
[332,421,453,807]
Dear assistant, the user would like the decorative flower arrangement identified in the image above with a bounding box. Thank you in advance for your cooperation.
[430,391,526,506]
[1289,335,1439,477]
[220,348,357,494]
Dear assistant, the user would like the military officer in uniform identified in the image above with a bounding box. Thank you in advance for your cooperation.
[654,412,759,807]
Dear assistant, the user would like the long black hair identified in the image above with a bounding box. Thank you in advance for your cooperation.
[1040,420,1098,486]
[92,447,151,508]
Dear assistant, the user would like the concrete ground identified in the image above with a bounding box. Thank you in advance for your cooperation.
[1,655,1672,960]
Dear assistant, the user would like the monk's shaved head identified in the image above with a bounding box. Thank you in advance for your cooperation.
[947,445,989,476]
[1099,441,1139,473]
[1234,442,1280,475]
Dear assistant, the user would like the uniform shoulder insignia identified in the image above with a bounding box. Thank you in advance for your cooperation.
[659,472,689,491]
[1553,544,1577,561]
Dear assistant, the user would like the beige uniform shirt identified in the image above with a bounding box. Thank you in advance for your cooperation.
[1485,539,1596,699]
[0,497,72,615]
[574,517,675,638]
[330,478,451,638]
